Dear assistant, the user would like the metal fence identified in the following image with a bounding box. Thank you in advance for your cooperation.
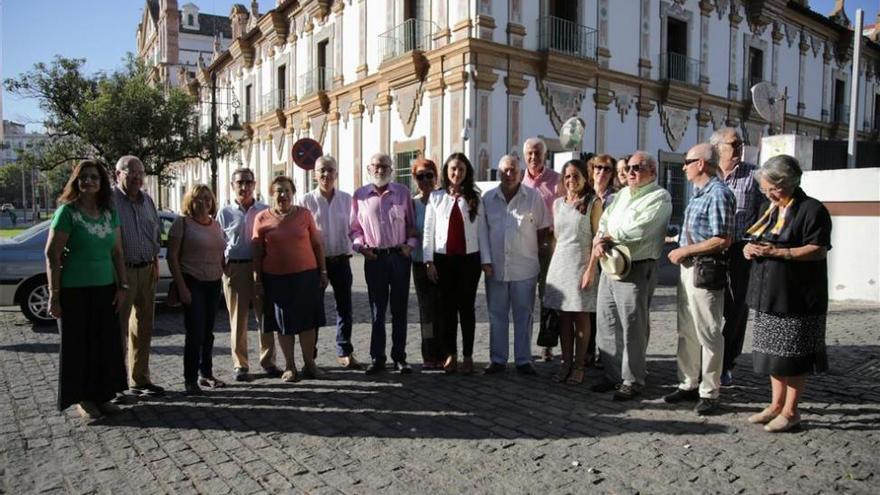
[299,67,335,97]
[833,104,850,123]
[260,89,286,115]
[380,19,434,61]
[537,16,597,61]
[659,52,701,86]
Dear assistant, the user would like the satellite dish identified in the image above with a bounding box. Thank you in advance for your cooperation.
[751,82,788,131]
[559,117,586,151]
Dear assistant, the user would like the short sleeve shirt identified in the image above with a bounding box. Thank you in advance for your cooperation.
[680,177,736,247]
[482,185,550,282]
[169,217,226,281]
[50,203,120,288]
[252,207,319,275]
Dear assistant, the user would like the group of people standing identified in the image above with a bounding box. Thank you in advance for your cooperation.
[46,128,831,434]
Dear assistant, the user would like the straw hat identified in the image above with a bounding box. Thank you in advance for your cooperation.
[599,243,632,281]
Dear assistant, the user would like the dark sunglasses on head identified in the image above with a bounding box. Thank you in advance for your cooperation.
[415,172,435,180]
[624,164,646,173]
[593,166,612,172]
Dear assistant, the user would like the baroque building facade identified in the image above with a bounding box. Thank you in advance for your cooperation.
[165,0,879,212]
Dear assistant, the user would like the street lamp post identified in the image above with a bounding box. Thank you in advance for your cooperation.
[210,72,219,194]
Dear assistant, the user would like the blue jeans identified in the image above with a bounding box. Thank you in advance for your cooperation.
[486,275,537,366]
[182,274,222,384]
[364,251,411,363]
[325,256,354,357]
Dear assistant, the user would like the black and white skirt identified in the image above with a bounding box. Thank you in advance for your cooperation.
[752,310,828,376]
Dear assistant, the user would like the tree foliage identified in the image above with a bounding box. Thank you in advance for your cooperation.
[4,56,236,190]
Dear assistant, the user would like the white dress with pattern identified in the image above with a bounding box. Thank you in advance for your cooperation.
[543,197,598,312]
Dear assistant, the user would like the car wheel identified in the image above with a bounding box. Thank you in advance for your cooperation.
[19,276,54,325]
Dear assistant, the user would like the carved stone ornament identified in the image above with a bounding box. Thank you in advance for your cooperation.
[811,35,822,58]
[714,0,729,20]
[614,91,634,123]
[536,79,587,134]
[394,82,426,138]
[311,114,328,144]
[362,87,378,121]
[273,130,285,161]
[659,104,691,151]
[748,20,768,37]
[784,23,796,48]
[711,107,727,130]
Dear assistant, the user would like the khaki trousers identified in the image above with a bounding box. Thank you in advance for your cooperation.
[119,264,156,387]
[675,262,725,399]
[223,262,276,370]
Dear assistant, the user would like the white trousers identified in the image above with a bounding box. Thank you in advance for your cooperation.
[676,262,725,399]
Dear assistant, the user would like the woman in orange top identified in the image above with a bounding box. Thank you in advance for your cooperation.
[252,176,328,382]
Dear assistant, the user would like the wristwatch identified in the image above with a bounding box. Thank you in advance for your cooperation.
[119,283,130,290]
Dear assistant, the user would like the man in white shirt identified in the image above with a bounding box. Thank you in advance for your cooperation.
[299,156,359,369]
[481,155,551,375]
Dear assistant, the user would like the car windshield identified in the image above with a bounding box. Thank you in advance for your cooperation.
[12,221,51,242]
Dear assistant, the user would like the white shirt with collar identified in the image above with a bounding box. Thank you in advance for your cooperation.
[481,184,550,282]
[299,188,353,257]
[422,190,491,264]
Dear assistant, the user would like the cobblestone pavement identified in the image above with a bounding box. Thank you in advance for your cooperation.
[2,258,879,494]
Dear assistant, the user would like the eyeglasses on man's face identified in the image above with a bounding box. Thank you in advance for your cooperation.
[683,158,701,167]
[625,164,647,173]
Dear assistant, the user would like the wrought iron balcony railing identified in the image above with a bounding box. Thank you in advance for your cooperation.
[261,89,287,115]
[380,18,434,61]
[537,16,598,61]
[659,52,701,86]
[833,104,850,123]
[299,67,336,98]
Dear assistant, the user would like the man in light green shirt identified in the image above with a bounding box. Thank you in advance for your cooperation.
[591,151,672,401]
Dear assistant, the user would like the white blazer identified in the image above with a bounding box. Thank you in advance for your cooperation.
[423,190,491,264]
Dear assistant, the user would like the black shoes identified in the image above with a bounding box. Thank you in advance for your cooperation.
[483,363,507,375]
[663,388,700,404]
[393,361,413,374]
[183,383,202,396]
[263,366,284,378]
[365,361,386,375]
[590,377,619,393]
[130,383,165,397]
[234,368,250,382]
[515,363,538,376]
[612,383,641,401]
[694,398,719,416]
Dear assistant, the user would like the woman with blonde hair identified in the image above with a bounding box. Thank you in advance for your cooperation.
[46,160,129,419]
[168,184,227,395]
[253,176,327,382]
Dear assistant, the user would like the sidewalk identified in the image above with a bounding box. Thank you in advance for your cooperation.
[1,274,878,493]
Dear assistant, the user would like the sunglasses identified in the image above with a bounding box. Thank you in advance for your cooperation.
[624,164,646,173]
[593,166,612,172]
[77,174,101,182]
[683,158,701,166]
[415,172,435,181]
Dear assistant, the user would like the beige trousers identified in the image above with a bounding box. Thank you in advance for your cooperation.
[223,262,276,370]
[675,262,725,399]
[119,264,156,387]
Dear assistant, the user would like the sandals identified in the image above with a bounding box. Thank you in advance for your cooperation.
[198,376,226,389]
[552,363,572,383]
[443,355,457,375]
[567,366,585,385]
[281,369,299,382]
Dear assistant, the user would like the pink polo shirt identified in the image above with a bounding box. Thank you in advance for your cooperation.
[522,165,563,223]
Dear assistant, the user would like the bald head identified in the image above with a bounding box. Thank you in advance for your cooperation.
[115,155,146,195]
[688,143,717,166]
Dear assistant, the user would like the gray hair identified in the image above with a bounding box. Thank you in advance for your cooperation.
[230,167,254,181]
[369,153,394,170]
[629,150,658,173]
[498,154,520,170]
[756,154,802,192]
[690,143,719,173]
[709,127,741,148]
[115,155,144,172]
[316,155,337,170]
[522,137,547,158]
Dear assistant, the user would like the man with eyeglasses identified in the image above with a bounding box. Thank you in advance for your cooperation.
[113,155,165,398]
[710,127,763,386]
[299,156,359,370]
[664,143,736,415]
[592,151,672,401]
[217,168,280,382]
[350,153,418,375]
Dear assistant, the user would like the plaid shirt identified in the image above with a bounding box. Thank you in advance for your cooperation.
[112,186,161,264]
[722,161,763,240]
[680,177,736,247]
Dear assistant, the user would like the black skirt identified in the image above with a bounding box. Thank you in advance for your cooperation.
[57,284,127,411]
[262,270,326,335]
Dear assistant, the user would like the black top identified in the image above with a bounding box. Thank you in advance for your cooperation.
[746,188,833,315]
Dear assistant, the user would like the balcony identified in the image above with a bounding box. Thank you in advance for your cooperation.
[261,89,287,115]
[380,18,434,61]
[299,67,336,98]
[537,16,597,61]
[659,52,700,86]
[833,104,850,124]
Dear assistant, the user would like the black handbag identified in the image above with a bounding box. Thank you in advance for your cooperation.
[692,254,727,290]
[536,308,560,347]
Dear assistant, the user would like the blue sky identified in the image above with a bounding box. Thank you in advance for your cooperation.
[2,0,878,131]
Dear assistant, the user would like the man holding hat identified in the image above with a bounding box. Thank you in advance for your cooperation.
[664,143,735,415]
[592,151,672,400]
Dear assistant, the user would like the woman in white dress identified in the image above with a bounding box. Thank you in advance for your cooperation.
[543,159,603,384]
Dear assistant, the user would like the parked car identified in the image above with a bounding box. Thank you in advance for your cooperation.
[0,211,178,324]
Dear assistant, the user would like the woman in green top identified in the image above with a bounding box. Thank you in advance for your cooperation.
[45,160,129,420]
